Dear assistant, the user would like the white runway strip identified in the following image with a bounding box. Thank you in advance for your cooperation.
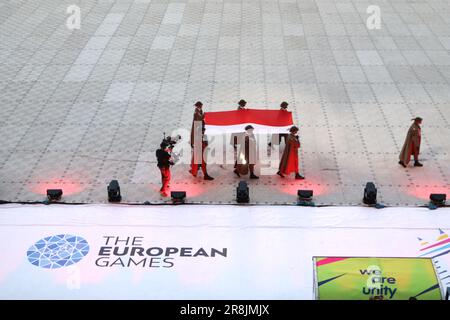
[0,204,449,299]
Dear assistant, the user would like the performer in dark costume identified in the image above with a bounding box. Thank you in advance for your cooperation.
[277,126,304,179]
[190,101,204,147]
[269,101,290,147]
[234,125,259,179]
[399,117,423,167]
[237,99,247,110]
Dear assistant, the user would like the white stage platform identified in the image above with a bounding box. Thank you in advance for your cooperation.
[0,204,449,299]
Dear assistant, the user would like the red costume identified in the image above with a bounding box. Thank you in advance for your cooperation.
[190,107,204,147]
[159,167,170,194]
[191,140,208,176]
[279,134,300,175]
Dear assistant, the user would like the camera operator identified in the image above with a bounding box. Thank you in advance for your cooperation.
[156,141,175,197]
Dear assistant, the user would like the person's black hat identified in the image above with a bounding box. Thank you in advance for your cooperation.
[194,101,203,107]
[238,99,247,106]
[280,101,289,108]
[160,141,169,149]
[245,125,254,130]
[412,117,423,121]
[289,125,299,133]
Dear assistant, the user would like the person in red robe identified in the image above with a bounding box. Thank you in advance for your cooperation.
[399,117,423,167]
[277,126,304,179]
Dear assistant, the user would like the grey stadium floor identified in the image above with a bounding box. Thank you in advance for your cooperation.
[0,0,449,206]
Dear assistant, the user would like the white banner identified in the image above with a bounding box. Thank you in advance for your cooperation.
[0,204,449,299]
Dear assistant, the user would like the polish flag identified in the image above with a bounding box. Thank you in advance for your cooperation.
[204,109,294,134]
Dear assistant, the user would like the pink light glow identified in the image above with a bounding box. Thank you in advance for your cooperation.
[278,176,329,197]
[29,181,85,196]
[406,184,448,201]
[149,179,207,199]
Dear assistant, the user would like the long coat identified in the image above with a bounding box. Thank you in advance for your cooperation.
[279,134,300,175]
[235,133,257,175]
[399,123,421,165]
[190,108,204,147]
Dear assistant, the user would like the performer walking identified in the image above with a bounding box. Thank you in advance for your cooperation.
[399,117,423,168]
[237,99,247,110]
[277,126,304,179]
[234,125,259,179]
[190,127,214,180]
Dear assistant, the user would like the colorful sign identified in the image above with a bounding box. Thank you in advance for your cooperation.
[314,257,443,300]
[417,229,450,294]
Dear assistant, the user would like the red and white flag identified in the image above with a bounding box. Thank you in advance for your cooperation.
[204,109,294,134]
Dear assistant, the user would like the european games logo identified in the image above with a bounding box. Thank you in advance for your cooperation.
[27,234,89,269]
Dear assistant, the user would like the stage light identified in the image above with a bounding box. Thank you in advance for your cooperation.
[107,180,122,202]
[236,181,249,203]
[363,182,377,205]
[171,191,186,204]
[430,194,446,206]
[47,189,63,201]
[298,190,313,201]
[297,189,314,206]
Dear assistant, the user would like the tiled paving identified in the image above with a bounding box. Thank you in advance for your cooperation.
[0,0,449,206]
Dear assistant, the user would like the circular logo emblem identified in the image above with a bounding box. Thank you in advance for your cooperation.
[27,234,89,269]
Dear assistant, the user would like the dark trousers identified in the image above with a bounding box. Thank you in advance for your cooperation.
[159,167,171,193]
[234,163,255,175]
[413,144,420,162]
[270,133,288,145]
[278,133,288,144]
